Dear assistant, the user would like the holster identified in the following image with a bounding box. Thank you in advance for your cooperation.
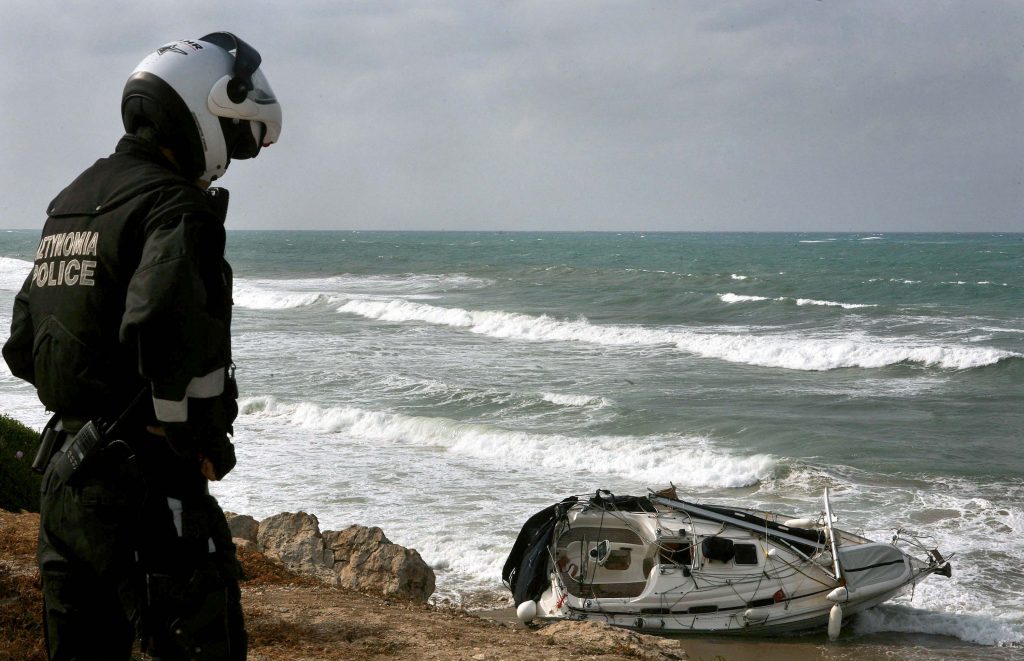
[48,420,108,487]
[42,388,149,486]
[31,413,65,473]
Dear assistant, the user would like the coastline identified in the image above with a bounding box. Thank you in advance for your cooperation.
[1,510,689,661]
[3,508,1012,660]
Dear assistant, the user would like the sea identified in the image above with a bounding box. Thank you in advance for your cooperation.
[1,230,1022,658]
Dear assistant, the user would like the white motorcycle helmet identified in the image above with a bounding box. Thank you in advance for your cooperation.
[122,32,282,182]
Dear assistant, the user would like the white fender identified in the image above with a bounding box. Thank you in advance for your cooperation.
[743,608,770,624]
[827,586,849,603]
[828,603,843,641]
[516,600,538,624]
[782,518,818,529]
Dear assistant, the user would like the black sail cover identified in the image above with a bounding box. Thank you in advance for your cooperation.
[502,497,577,606]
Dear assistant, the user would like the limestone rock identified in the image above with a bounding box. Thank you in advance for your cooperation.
[254,512,435,602]
[539,620,686,661]
[256,512,335,582]
[324,525,436,602]
[224,512,260,544]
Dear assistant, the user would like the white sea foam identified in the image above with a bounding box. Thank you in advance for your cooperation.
[238,396,775,489]
[339,298,1018,371]
[730,274,748,280]
[799,239,837,243]
[231,273,490,311]
[231,272,490,310]
[853,605,1024,647]
[541,392,610,408]
[718,292,875,309]
[980,326,1024,334]
[233,284,337,310]
[794,297,876,309]
[0,257,32,291]
[760,468,1024,647]
[719,293,771,303]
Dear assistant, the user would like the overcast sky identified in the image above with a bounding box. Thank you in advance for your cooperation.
[2,1,1022,232]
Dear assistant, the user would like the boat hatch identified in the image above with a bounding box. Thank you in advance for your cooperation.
[556,527,651,598]
[734,543,759,565]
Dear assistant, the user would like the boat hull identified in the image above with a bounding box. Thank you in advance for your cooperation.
[506,490,949,637]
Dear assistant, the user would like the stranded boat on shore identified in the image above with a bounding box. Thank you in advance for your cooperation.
[503,487,951,640]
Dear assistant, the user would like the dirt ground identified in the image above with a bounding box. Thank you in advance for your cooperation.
[0,510,690,661]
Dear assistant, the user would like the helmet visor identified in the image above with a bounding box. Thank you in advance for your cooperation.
[203,32,282,146]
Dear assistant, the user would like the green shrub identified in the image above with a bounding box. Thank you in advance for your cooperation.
[0,414,42,512]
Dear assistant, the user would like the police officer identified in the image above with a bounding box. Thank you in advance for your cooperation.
[2,33,282,660]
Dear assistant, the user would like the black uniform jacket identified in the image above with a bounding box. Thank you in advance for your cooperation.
[3,135,233,426]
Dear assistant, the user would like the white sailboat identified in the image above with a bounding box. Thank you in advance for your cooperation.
[504,487,951,639]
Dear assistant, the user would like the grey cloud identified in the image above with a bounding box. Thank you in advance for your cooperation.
[2,1,1022,231]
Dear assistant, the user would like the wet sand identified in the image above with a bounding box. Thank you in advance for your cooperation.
[480,607,1013,660]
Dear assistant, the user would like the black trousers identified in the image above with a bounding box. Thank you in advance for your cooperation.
[38,434,246,661]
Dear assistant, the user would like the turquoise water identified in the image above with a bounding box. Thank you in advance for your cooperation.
[2,230,1022,652]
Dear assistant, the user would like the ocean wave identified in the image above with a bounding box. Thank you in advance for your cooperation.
[718,292,876,309]
[541,392,610,408]
[794,297,876,309]
[231,272,491,310]
[980,326,1024,334]
[0,257,32,291]
[233,286,338,310]
[853,604,1023,647]
[377,374,611,411]
[238,396,774,489]
[761,466,1024,646]
[338,298,1019,371]
[719,293,771,303]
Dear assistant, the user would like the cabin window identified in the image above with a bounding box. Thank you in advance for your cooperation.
[701,537,735,563]
[734,543,759,565]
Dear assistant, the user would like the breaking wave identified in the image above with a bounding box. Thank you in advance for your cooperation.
[719,293,771,303]
[541,392,610,408]
[0,257,31,291]
[239,396,775,489]
[853,604,1024,648]
[719,292,876,309]
[337,299,1017,371]
[232,273,491,310]
[233,285,337,310]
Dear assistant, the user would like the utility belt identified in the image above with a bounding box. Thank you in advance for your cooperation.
[33,389,149,485]
[32,415,121,489]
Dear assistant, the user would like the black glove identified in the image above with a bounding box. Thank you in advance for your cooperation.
[199,433,237,480]
[162,422,237,480]
[162,421,199,458]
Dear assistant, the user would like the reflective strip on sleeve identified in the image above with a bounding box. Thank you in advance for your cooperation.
[153,395,188,423]
[152,368,226,423]
[186,367,225,399]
